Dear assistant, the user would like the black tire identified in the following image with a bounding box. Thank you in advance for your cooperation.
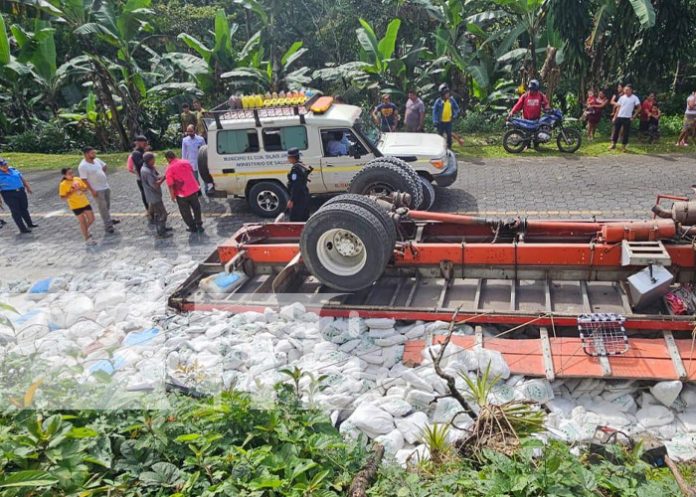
[301,203,393,291]
[367,157,423,208]
[418,176,436,210]
[557,128,582,153]
[247,181,289,218]
[349,162,422,208]
[320,193,397,247]
[197,145,214,185]
[502,129,528,154]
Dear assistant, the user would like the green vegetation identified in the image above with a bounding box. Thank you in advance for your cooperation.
[369,439,682,497]
[0,390,366,497]
[0,0,695,154]
[2,152,130,171]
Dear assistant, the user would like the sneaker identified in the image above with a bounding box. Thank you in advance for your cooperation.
[156,232,173,239]
[196,226,205,233]
[186,227,196,233]
[106,228,115,234]
[164,227,174,232]
[85,238,97,246]
[112,219,121,225]
[28,223,39,228]
[608,144,616,150]
[19,228,32,234]
[205,184,215,194]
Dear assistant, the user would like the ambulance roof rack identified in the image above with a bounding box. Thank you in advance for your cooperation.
[204,93,324,130]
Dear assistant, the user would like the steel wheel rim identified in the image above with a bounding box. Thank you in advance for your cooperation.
[257,190,280,212]
[316,228,367,276]
[364,183,394,197]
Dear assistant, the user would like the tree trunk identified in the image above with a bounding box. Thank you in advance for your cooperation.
[347,444,384,497]
[92,66,130,151]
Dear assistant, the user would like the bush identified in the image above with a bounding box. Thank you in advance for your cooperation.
[4,120,78,153]
[454,112,506,134]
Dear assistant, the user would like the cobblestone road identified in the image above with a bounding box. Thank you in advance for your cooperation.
[1,153,694,280]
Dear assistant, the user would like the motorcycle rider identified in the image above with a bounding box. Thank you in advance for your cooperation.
[508,79,550,121]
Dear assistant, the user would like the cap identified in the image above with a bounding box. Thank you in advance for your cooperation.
[134,135,148,142]
[438,83,450,94]
[529,79,540,90]
[0,158,7,166]
[287,147,301,158]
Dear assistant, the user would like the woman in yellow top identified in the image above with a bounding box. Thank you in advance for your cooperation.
[59,167,96,245]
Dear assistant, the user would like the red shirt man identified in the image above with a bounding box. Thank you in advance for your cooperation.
[509,80,549,120]
[165,158,200,198]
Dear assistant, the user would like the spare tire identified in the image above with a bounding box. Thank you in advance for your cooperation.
[320,194,397,247]
[349,162,422,209]
[301,203,393,291]
[365,157,423,208]
[418,176,436,210]
[197,145,214,185]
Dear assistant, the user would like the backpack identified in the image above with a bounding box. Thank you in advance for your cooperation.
[126,154,135,173]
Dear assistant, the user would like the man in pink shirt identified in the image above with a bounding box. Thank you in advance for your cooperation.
[164,150,204,233]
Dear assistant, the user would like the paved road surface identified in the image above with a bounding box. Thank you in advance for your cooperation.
[1,154,693,280]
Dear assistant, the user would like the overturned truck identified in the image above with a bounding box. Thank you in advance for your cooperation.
[170,193,696,383]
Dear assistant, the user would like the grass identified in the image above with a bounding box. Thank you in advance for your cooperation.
[1,151,132,171]
[452,132,696,159]
[4,130,696,171]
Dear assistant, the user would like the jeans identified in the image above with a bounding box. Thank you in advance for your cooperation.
[1,188,33,231]
[148,200,168,236]
[93,188,113,231]
[176,192,202,230]
[612,117,632,145]
[136,179,148,210]
[437,121,453,148]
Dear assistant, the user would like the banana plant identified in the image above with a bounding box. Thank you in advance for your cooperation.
[220,39,310,92]
[174,8,263,98]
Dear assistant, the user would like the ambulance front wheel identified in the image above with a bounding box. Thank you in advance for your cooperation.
[248,181,289,218]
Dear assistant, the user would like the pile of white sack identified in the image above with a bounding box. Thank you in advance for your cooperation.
[1,259,696,464]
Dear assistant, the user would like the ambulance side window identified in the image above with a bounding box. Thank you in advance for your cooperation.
[217,129,260,154]
[262,126,308,152]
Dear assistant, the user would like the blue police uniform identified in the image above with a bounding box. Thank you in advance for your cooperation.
[286,148,311,222]
[0,163,35,232]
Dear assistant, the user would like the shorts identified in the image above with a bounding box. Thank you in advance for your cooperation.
[683,115,696,131]
[72,205,93,216]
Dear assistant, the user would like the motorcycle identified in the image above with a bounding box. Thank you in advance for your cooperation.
[503,109,582,154]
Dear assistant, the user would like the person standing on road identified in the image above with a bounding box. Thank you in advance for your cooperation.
[140,152,172,239]
[181,124,206,184]
[676,91,696,147]
[78,147,120,234]
[130,135,150,216]
[164,150,204,233]
[372,94,400,132]
[0,159,37,234]
[404,89,425,132]
[286,147,312,222]
[609,84,641,152]
[59,167,95,245]
[433,84,461,149]
[180,103,197,133]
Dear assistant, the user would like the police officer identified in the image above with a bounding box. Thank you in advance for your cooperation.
[286,147,312,222]
[0,158,37,234]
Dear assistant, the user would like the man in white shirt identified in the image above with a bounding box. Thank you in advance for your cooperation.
[78,146,119,233]
[676,91,696,147]
[181,124,206,184]
[609,84,641,152]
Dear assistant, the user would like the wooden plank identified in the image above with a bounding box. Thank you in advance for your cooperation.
[437,279,451,309]
[389,278,405,307]
[404,274,421,307]
[539,327,555,381]
[475,326,483,347]
[510,280,517,311]
[663,331,688,380]
[545,278,552,312]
